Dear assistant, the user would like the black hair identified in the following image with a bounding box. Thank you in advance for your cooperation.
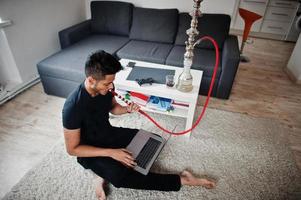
[85,50,122,80]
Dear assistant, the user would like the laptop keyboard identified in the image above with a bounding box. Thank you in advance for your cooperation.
[136,138,161,169]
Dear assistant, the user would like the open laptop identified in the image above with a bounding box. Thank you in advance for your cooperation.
[126,126,176,175]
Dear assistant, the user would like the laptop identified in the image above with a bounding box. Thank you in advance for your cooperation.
[126,126,176,175]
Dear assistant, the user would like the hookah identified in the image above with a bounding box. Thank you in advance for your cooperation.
[111,0,220,136]
[176,0,202,92]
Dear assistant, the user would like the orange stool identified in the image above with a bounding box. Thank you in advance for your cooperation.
[239,8,262,62]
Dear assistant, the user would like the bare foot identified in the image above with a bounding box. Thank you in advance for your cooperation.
[94,177,106,200]
[180,170,216,189]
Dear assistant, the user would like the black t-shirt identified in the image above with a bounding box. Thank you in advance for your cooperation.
[62,82,115,147]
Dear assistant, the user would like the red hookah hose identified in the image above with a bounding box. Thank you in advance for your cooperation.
[111,36,220,136]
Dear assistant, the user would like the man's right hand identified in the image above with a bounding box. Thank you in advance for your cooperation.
[110,148,137,168]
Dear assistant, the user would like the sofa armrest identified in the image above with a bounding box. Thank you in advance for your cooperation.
[216,35,240,99]
[59,20,92,49]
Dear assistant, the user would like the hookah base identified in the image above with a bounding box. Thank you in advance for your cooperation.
[176,82,193,92]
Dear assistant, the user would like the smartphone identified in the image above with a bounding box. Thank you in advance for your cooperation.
[126,61,136,68]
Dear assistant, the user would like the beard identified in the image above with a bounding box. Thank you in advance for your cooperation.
[91,83,100,96]
[92,83,97,90]
[92,83,108,96]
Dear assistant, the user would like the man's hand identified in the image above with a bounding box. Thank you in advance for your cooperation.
[110,148,137,168]
[126,102,140,113]
[111,97,140,115]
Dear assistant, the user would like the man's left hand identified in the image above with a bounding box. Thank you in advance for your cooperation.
[126,103,140,113]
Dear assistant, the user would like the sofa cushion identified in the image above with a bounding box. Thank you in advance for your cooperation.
[116,40,173,64]
[37,35,130,82]
[199,77,219,97]
[166,45,222,78]
[129,7,178,43]
[175,13,231,49]
[91,1,133,36]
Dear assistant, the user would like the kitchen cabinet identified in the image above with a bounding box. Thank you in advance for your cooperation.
[232,0,300,40]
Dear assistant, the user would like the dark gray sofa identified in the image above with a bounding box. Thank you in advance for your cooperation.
[37,1,240,99]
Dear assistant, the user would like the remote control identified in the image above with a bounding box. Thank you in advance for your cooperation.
[135,78,154,86]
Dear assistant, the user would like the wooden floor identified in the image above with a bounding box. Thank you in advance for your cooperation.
[200,37,301,168]
[0,84,65,198]
[0,37,300,198]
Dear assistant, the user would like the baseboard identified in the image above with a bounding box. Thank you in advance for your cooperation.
[284,67,301,85]
[0,75,41,105]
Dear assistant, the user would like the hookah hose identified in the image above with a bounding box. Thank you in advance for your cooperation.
[110,36,220,136]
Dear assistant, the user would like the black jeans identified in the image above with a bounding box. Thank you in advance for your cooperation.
[81,156,181,191]
[78,127,181,191]
[117,169,181,191]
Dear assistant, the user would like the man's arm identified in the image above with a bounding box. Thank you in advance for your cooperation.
[110,97,140,115]
[63,128,137,167]
[64,128,111,157]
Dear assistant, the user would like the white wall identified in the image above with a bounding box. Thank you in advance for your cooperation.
[0,29,22,87]
[287,34,301,82]
[85,0,237,19]
[0,0,86,85]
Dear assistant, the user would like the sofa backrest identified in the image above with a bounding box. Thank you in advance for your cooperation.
[175,13,231,50]
[90,1,133,36]
[129,7,179,44]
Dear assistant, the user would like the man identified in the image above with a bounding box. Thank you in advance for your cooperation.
[62,50,215,200]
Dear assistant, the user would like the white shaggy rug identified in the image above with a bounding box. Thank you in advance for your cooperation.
[3,108,301,200]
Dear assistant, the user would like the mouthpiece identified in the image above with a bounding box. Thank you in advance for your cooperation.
[110,89,131,106]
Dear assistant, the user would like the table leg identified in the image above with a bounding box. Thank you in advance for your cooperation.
[184,102,197,138]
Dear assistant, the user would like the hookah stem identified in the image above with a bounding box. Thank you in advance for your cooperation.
[111,36,220,136]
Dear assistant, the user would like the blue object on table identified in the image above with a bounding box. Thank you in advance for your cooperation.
[148,96,172,111]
